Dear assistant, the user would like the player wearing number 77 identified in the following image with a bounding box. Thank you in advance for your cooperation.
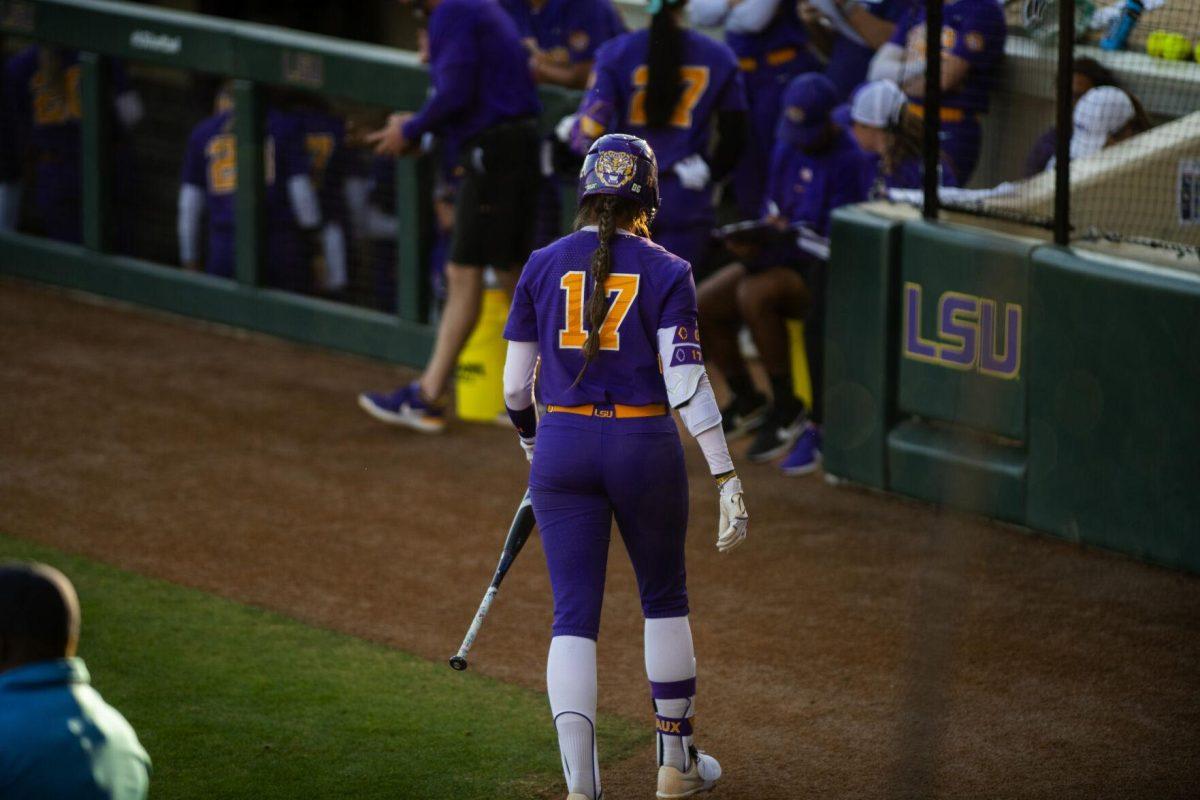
[503,133,749,800]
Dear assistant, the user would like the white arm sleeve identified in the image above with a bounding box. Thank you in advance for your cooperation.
[503,340,539,410]
[287,174,322,230]
[727,0,783,33]
[0,182,22,230]
[868,43,909,83]
[695,422,736,476]
[177,183,205,265]
[320,222,347,291]
[688,0,733,27]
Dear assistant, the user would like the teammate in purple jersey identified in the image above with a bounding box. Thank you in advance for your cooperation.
[503,134,748,800]
[688,0,822,218]
[296,104,357,294]
[572,0,748,270]
[359,0,542,434]
[802,0,916,99]
[868,0,1006,183]
[502,0,626,89]
[0,47,142,244]
[700,74,872,473]
[501,0,627,249]
[177,87,321,290]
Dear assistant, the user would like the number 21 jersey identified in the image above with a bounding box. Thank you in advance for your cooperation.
[503,228,699,409]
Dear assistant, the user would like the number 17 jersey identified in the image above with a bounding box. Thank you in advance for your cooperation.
[503,228,699,408]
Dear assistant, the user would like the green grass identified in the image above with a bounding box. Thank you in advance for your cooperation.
[0,535,641,799]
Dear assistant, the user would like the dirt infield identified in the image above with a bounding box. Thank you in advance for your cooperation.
[2,277,1198,800]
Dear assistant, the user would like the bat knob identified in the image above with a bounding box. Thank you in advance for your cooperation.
[449,656,468,671]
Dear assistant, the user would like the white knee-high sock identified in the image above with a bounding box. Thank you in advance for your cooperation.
[547,635,600,798]
[644,616,697,772]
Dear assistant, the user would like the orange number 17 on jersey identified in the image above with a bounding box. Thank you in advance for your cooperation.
[558,271,641,351]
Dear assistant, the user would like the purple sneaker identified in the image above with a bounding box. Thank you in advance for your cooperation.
[780,423,822,476]
[357,382,446,434]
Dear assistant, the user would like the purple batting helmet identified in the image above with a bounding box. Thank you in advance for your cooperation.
[578,133,659,217]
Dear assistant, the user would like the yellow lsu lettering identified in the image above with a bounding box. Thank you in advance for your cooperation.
[32,64,82,126]
[655,719,683,734]
[558,271,641,351]
[628,65,710,129]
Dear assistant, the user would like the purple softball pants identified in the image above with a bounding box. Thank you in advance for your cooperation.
[530,411,690,641]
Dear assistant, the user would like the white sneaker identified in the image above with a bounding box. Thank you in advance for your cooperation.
[656,748,721,798]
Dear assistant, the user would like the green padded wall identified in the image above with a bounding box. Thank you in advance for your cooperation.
[887,420,1026,524]
[823,208,903,488]
[897,222,1033,441]
[1027,247,1200,572]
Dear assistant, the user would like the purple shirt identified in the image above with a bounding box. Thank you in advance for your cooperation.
[500,0,626,64]
[765,127,872,237]
[576,28,747,229]
[297,109,358,225]
[504,229,698,407]
[889,0,1007,114]
[180,109,310,231]
[401,0,540,162]
[825,0,913,98]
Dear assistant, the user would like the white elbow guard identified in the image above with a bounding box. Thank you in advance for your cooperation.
[658,325,721,436]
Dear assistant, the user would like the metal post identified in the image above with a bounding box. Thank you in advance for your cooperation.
[79,52,111,252]
[922,0,942,220]
[1053,0,1075,245]
[233,79,262,286]
[394,156,424,323]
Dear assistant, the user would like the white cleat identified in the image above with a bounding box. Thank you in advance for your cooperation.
[656,749,721,798]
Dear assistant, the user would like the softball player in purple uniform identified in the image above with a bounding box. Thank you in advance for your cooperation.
[572,0,748,270]
[177,89,321,289]
[0,47,142,244]
[701,74,872,473]
[688,0,822,218]
[503,134,749,800]
[502,0,627,89]
[867,0,1006,184]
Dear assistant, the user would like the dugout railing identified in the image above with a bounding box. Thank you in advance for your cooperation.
[0,0,580,365]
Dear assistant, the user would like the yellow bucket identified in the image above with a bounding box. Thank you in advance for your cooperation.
[787,319,813,408]
[455,288,510,422]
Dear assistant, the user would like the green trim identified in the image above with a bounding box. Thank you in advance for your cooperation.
[80,51,110,253]
[0,232,434,365]
[232,79,261,288]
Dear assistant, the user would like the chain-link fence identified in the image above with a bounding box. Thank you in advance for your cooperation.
[0,40,437,313]
[879,0,1200,264]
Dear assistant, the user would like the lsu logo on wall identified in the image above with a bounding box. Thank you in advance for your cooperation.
[902,282,1022,379]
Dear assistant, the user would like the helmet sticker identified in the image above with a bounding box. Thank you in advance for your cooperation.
[595,150,637,188]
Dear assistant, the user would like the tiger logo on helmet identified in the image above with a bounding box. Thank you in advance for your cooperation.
[579,133,660,218]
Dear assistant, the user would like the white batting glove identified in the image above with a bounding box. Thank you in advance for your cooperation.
[716,476,748,553]
[672,154,711,191]
[519,436,536,464]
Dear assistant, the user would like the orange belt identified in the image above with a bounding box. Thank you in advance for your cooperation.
[908,103,973,123]
[546,403,668,419]
[738,47,799,72]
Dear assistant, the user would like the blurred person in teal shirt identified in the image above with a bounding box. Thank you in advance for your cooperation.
[0,562,150,799]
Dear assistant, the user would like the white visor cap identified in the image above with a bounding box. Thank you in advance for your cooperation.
[1070,86,1135,160]
[850,79,908,129]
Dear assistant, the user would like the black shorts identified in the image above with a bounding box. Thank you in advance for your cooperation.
[450,118,541,270]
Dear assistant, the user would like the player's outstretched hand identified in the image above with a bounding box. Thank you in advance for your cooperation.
[717,476,748,553]
[519,435,536,464]
[366,112,414,157]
